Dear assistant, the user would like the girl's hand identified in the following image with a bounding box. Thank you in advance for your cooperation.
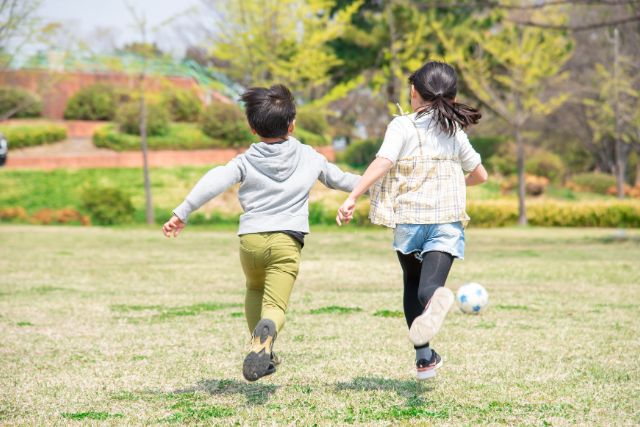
[336,197,357,226]
[162,215,185,238]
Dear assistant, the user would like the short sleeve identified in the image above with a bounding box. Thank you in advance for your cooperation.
[376,117,407,164]
[457,130,481,173]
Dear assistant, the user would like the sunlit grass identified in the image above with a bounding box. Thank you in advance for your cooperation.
[1,226,638,425]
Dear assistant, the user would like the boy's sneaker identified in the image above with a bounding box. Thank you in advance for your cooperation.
[416,349,442,380]
[243,319,277,382]
[409,287,454,346]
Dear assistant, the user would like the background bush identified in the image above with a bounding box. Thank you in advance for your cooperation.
[525,149,566,183]
[116,101,170,136]
[568,172,617,195]
[295,127,329,146]
[63,84,118,121]
[162,88,202,122]
[296,107,329,136]
[0,87,42,118]
[93,123,224,151]
[0,123,67,148]
[469,135,506,162]
[81,186,134,225]
[200,102,253,147]
[339,139,382,168]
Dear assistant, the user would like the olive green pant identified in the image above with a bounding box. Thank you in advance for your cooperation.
[239,232,301,333]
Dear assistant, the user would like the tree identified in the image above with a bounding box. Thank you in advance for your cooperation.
[202,0,362,102]
[433,10,573,224]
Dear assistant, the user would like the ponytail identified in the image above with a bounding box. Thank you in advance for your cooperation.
[416,97,481,137]
[409,61,481,137]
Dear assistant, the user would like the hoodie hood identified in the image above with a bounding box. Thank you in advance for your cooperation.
[244,137,301,182]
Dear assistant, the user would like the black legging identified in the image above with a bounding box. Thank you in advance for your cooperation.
[397,251,454,331]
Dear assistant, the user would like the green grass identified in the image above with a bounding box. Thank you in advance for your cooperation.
[0,226,639,425]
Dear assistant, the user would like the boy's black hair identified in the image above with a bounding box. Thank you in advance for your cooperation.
[240,84,296,138]
[409,61,481,137]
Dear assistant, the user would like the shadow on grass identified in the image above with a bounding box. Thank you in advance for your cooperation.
[174,378,278,405]
[335,376,434,406]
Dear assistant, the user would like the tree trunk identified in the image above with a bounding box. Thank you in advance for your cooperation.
[612,26,625,199]
[516,122,527,226]
[635,161,640,188]
[139,77,154,225]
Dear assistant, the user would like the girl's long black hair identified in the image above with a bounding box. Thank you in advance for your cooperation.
[408,61,481,137]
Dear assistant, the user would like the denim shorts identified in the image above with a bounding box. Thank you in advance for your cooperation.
[393,222,465,260]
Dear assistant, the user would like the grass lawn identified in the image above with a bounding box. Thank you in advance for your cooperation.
[1,226,639,425]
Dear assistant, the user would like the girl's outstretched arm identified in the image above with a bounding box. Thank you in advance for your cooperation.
[465,164,488,186]
[337,157,393,225]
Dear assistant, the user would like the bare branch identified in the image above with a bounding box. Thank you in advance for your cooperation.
[509,14,640,31]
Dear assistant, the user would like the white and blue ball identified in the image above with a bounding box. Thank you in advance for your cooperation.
[456,282,489,314]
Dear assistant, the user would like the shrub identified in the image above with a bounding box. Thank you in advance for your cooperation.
[500,174,550,196]
[200,102,252,147]
[81,186,134,225]
[340,139,382,168]
[116,101,170,137]
[63,84,118,121]
[0,123,67,148]
[93,123,225,151]
[525,150,565,183]
[31,208,90,225]
[467,200,640,228]
[162,88,202,122]
[295,127,329,146]
[296,107,329,136]
[0,86,42,118]
[568,172,616,195]
[469,135,507,162]
[0,207,28,222]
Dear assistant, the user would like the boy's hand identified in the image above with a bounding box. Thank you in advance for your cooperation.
[336,197,356,226]
[162,215,185,238]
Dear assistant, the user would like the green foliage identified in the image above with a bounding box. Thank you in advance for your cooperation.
[116,101,170,136]
[525,150,566,183]
[569,172,617,195]
[199,102,252,147]
[93,123,224,151]
[339,139,382,168]
[469,135,507,162]
[296,107,329,136]
[211,0,361,101]
[61,412,123,421]
[0,123,67,148]
[468,200,640,228]
[294,127,329,146]
[0,86,42,118]
[162,88,202,122]
[63,84,118,121]
[80,186,134,225]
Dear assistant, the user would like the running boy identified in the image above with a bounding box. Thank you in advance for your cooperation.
[163,84,360,381]
[337,61,488,380]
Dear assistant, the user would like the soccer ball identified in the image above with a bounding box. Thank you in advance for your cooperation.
[456,282,489,314]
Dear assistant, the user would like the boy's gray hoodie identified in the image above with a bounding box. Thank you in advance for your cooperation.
[173,137,359,234]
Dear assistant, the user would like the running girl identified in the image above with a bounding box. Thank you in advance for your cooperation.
[336,61,488,380]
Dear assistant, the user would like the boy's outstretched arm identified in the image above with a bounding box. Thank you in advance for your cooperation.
[317,154,361,193]
[337,157,393,225]
[162,160,244,238]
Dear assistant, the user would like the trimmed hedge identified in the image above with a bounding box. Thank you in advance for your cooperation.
[0,86,42,118]
[339,139,382,168]
[295,127,329,146]
[568,172,617,195]
[200,102,253,147]
[63,84,118,121]
[0,123,67,148]
[116,101,170,136]
[467,200,640,228]
[93,123,226,151]
[162,88,202,122]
